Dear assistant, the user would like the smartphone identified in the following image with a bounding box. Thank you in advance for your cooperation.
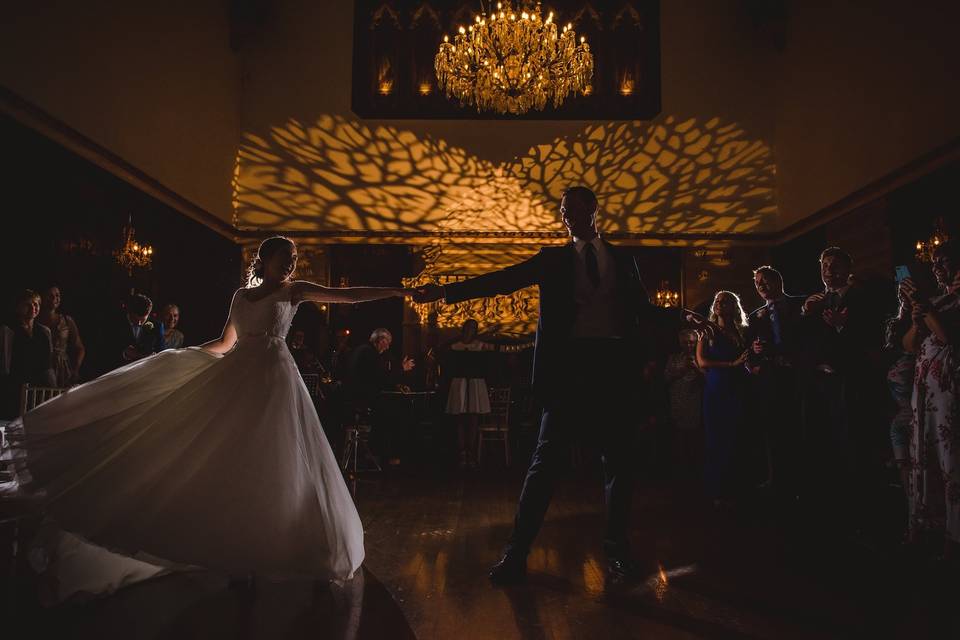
[894,265,911,284]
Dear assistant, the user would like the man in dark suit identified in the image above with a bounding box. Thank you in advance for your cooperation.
[799,247,884,528]
[744,266,806,497]
[102,293,164,374]
[415,186,697,585]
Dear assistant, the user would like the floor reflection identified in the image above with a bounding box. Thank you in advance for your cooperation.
[23,568,414,640]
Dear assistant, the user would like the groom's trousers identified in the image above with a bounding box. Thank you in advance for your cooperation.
[504,337,640,560]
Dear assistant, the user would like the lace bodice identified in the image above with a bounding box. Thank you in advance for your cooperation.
[230,285,300,340]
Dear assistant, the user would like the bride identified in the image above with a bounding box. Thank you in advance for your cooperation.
[12,236,412,601]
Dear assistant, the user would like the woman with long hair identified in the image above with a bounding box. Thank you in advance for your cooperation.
[11,236,415,602]
[36,285,85,386]
[696,290,750,508]
[901,240,960,560]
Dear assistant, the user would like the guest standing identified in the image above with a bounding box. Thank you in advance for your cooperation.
[37,285,85,386]
[696,291,749,508]
[445,319,493,469]
[0,290,56,418]
[901,241,960,558]
[100,293,165,374]
[160,303,184,349]
[745,266,805,495]
[801,247,885,530]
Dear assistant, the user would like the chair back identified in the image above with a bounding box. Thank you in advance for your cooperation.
[301,373,322,401]
[482,387,511,431]
[20,384,67,416]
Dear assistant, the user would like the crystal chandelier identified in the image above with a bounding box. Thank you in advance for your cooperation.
[114,214,154,275]
[434,1,594,115]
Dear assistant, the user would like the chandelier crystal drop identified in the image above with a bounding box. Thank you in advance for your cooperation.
[434,1,594,115]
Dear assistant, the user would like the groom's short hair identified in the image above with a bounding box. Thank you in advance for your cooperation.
[561,186,598,212]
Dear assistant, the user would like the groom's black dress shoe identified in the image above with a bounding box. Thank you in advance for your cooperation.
[488,553,527,585]
[606,557,642,585]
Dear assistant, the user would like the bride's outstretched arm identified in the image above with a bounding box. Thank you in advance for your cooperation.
[200,316,238,355]
[292,281,413,304]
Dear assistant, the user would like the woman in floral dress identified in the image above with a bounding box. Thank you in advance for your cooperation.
[902,241,960,558]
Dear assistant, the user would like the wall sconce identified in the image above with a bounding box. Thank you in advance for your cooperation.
[114,214,154,276]
[418,81,432,96]
[377,59,394,95]
[655,281,679,307]
[915,216,950,263]
[618,71,634,96]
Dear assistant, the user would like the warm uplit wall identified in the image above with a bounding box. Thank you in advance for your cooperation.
[0,1,240,223]
[774,0,960,228]
[237,0,781,238]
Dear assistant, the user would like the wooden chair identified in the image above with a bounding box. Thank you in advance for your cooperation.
[19,384,67,416]
[479,387,511,466]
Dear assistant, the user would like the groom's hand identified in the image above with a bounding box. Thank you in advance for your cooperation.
[413,284,444,303]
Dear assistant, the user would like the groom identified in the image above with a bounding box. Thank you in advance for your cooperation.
[415,186,696,585]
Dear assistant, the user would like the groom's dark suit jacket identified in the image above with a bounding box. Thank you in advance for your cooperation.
[444,241,680,400]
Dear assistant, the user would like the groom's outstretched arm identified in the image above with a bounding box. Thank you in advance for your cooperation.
[417,250,542,304]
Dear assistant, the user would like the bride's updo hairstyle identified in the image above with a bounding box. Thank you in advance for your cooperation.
[246,236,296,287]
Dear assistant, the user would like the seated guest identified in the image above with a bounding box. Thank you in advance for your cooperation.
[102,293,164,373]
[344,328,414,464]
[696,291,750,508]
[287,328,323,374]
[801,247,884,529]
[0,290,56,418]
[664,329,704,483]
[901,240,960,559]
[37,284,85,386]
[745,266,805,495]
[444,319,493,470]
[160,303,184,349]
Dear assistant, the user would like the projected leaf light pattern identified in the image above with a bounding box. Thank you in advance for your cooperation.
[403,243,542,336]
[235,114,775,236]
[235,114,775,335]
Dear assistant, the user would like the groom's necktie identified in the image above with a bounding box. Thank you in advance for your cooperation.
[767,302,782,345]
[585,243,600,288]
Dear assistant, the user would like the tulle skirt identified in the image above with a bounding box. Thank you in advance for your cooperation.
[11,338,364,598]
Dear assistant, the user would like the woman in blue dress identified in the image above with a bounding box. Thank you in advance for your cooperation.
[696,290,750,508]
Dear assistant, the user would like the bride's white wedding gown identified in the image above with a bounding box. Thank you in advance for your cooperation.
[13,284,364,599]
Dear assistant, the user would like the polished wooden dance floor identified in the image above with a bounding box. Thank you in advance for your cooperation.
[4,467,959,639]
